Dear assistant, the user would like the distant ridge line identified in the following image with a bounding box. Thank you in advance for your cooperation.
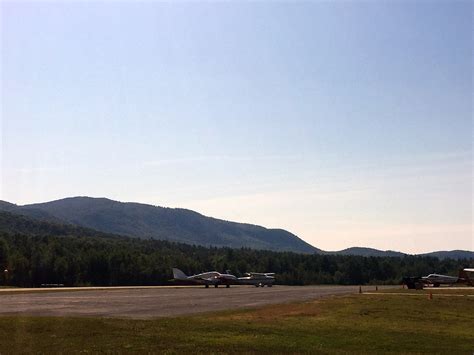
[0,197,472,259]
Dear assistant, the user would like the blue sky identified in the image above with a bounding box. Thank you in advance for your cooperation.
[1,1,472,253]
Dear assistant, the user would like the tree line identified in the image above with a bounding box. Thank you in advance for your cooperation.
[0,232,470,287]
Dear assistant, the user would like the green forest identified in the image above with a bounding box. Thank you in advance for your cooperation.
[0,232,470,287]
[0,211,470,287]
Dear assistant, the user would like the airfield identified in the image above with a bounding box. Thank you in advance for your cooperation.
[1,285,473,353]
[0,285,392,318]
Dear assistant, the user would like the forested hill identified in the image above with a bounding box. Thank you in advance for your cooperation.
[0,212,471,287]
[327,247,406,258]
[0,197,318,253]
[2,198,472,258]
[0,211,121,240]
[325,247,473,259]
[419,250,474,260]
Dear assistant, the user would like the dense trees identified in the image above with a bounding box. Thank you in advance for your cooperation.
[0,233,470,287]
[0,210,470,287]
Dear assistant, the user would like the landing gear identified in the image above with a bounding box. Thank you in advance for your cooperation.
[214,284,218,288]
[205,284,209,288]
[226,284,230,288]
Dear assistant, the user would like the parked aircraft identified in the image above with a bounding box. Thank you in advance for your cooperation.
[172,268,237,288]
[403,268,473,289]
[238,272,275,287]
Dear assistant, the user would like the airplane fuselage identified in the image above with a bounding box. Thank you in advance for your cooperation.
[421,274,460,286]
[238,273,275,287]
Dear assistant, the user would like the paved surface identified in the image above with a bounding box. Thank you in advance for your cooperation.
[0,285,389,319]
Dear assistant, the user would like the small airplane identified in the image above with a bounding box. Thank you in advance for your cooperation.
[172,268,237,288]
[238,272,275,287]
[403,268,473,289]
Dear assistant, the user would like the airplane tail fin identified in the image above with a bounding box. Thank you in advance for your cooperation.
[172,268,188,280]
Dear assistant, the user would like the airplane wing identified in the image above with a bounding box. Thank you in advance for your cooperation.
[193,275,224,285]
[247,272,275,278]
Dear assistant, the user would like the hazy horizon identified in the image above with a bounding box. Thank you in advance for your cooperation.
[1,1,472,254]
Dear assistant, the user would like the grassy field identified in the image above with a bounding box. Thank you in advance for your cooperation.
[0,292,473,354]
[379,287,474,295]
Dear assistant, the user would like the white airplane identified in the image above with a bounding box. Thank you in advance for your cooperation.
[172,268,237,288]
[420,269,473,287]
[238,272,275,287]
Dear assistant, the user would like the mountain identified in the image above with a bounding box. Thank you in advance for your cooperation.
[0,210,119,239]
[0,197,318,253]
[420,250,474,260]
[0,200,62,223]
[328,247,473,260]
[1,197,471,259]
[329,247,406,258]
[0,200,16,211]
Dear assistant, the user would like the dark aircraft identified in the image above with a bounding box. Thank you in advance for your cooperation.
[172,268,237,288]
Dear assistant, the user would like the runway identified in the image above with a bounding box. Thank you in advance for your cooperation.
[0,285,388,319]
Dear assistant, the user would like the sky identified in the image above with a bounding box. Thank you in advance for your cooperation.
[1,0,472,253]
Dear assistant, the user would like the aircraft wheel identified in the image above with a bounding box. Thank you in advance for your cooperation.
[215,284,218,288]
[205,284,209,288]
[226,284,230,288]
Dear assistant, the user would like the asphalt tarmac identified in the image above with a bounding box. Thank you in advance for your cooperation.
[0,285,384,319]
